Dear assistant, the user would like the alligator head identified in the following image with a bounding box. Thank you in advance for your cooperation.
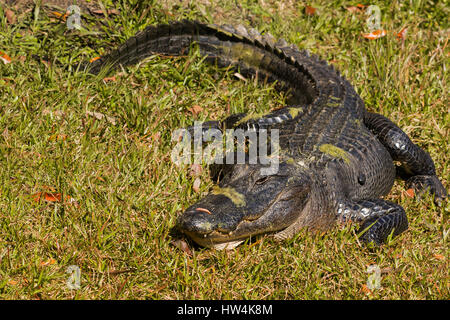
[176,161,312,249]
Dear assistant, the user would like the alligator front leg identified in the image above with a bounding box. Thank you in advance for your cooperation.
[338,199,409,245]
[364,112,447,205]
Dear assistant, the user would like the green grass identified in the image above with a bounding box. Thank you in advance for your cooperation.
[0,0,448,299]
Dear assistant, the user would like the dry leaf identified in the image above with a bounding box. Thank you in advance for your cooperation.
[48,134,67,142]
[32,192,77,205]
[8,279,18,286]
[305,5,317,16]
[86,111,116,124]
[188,104,203,116]
[16,55,26,63]
[405,188,415,198]
[5,9,16,24]
[172,239,193,256]
[0,51,12,64]
[234,72,247,82]
[193,177,201,193]
[361,284,373,294]
[190,163,202,177]
[90,56,101,63]
[42,109,66,119]
[40,258,56,266]
[433,254,445,261]
[362,29,387,40]
[91,9,120,15]
[103,76,116,83]
[396,27,408,40]
[33,192,62,202]
[50,11,68,21]
[346,6,363,13]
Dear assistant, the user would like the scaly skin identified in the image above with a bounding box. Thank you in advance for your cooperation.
[87,20,447,248]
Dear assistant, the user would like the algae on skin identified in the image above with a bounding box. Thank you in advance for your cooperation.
[319,144,350,164]
[212,186,246,207]
[288,107,303,119]
[235,110,271,126]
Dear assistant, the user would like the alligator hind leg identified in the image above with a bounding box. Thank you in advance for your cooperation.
[364,112,447,205]
[338,199,408,245]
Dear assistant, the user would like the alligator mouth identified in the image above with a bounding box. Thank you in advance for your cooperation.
[181,223,260,249]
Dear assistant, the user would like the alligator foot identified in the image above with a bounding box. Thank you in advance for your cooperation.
[406,175,447,206]
[338,199,409,245]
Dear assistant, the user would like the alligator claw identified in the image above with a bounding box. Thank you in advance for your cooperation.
[406,175,447,206]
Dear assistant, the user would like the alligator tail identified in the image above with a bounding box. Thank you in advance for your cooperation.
[87,20,319,105]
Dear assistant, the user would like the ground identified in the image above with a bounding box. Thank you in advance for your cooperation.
[0,0,448,299]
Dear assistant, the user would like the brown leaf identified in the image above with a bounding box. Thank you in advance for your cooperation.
[102,76,116,83]
[8,279,18,286]
[91,9,105,15]
[0,51,12,64]
[91,9,120,16]
[16,55,26,63]
[90,56,101,63]
[86,111,117,124]
[396,27,408,40]
[305,5,317,16]
[32,192,77,205]
[40,258,56,266]
[50,11,68,21]
[433,254,445,261]
[346,6,363,13]
[405,188,415,198]
[44,193,62,202]
[381,267,393,274]
[48,134,67,142]
[173,240,193,256]
[193,177,201,193]
[5,9,16,24]
[188,104,203,116]
[361,284,373,295]
[362,29,387,40]
[190,163,202,177]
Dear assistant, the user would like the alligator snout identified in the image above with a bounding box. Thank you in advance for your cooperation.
[178,193,246,233]
[178,207,216,235]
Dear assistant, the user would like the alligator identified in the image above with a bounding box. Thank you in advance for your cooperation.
[87,20,447,249]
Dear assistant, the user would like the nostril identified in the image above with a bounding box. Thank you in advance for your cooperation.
[177,207,216,234]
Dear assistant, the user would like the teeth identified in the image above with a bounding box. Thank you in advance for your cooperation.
[212,240,244,250]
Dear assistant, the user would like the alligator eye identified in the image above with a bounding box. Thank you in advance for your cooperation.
[358,173,366,185]
[255,176,270,185]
